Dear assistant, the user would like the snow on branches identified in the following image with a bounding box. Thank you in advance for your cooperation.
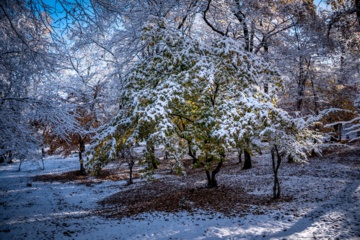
[87,18,316,179]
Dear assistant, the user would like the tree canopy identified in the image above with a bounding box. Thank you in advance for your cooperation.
[86,19,318,187]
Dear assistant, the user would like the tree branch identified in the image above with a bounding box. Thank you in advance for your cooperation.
[203,0,226,36]
[0,3,29,48]
[327,6,358,37]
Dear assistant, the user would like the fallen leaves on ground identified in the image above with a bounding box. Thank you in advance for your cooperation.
[33,169,141,184]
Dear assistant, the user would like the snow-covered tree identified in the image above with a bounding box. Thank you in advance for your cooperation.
[87,19,314,188]
[260,112,322,198]
[0,0,78,167]
[48,31,120,173]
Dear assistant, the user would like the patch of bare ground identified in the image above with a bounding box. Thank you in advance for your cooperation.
[95,156,293,219]
[319,145,360,168]
[32,169,141,184]
[33,170,87,183]
[95,177,290,219]
[331,146,360,160]
[321,143,359,156]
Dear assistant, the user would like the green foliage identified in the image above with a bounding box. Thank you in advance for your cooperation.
[87,18,310,174]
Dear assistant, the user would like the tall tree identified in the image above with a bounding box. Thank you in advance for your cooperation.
[87,20,307,188]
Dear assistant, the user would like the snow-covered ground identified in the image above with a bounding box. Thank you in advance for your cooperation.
[0,147,359,240]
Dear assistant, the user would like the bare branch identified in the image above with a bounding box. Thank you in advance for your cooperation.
[203,0,226,36]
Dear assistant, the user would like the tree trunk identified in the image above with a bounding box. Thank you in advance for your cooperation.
[79,136,86,175]
[356,0,360,27]
[263,37,269,94]
[188,142,198,164]
[334,123,343,141]
[296,56,311,112]
[5,150,13,163]
[41,148,45,158]
[242,149,252,169]
[237,148,242,163]
[128,160,134,184]
[296,79,306,112]
[310,77,319,115]
[40,148,45,170]
[18,159,23,171]
[205,160,223,188]
[250,21,254,52]
[233,0,253,52]
[272,145,282,199]
[146,142,157,170]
